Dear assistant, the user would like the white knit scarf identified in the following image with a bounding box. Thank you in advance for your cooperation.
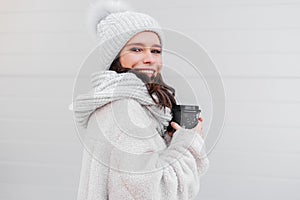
[73,70,172,135]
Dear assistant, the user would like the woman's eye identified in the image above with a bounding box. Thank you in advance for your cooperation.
[151,49,161,54]
[130,47,142,52]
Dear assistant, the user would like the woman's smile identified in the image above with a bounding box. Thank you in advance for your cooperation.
[134,67,157,77]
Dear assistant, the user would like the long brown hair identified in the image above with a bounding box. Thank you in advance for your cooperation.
[109,58,177,111]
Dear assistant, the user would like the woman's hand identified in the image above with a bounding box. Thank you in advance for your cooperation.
[191,120,203,138]
[168,118,203,138]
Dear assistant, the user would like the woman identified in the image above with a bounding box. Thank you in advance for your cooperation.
[74,1,209,199]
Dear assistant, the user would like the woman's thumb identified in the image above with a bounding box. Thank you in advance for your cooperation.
[171,122,181,130]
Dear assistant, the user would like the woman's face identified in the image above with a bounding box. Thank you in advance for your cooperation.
[119,31,162,78]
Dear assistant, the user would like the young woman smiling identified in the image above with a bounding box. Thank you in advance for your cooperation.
[74,1,209,200]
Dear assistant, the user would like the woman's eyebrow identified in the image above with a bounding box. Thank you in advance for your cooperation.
[126,43,161,48]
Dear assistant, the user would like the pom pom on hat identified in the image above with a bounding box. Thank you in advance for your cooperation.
[87,0,132,38]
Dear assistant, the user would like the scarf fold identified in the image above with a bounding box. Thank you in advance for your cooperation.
[73,70,172,135]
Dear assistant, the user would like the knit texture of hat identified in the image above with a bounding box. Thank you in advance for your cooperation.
[88,1,164,70]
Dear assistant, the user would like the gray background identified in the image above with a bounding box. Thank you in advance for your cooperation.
[1,0,300,199]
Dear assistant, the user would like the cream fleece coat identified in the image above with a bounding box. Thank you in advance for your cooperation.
[76,98,209,200]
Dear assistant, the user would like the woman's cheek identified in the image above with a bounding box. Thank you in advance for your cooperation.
[120,54,137,68]
[157,61,162,71]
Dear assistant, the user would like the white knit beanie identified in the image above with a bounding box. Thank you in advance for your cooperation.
[87,1,164,70]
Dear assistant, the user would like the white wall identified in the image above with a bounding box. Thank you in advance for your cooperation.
[1,0,300,199]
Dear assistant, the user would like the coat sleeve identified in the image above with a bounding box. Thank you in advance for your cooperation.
[89,99,209,200]
[76,118,111,200]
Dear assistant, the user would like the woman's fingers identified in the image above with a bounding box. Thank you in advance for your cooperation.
[197,123,204,138]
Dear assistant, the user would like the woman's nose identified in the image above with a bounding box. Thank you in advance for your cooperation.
[142,50,155,64]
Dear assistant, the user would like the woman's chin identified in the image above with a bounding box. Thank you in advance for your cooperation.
[147,73,155,78]
[140,72,155,79]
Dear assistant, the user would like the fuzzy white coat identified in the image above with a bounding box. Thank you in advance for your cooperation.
[76,98,209,200]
